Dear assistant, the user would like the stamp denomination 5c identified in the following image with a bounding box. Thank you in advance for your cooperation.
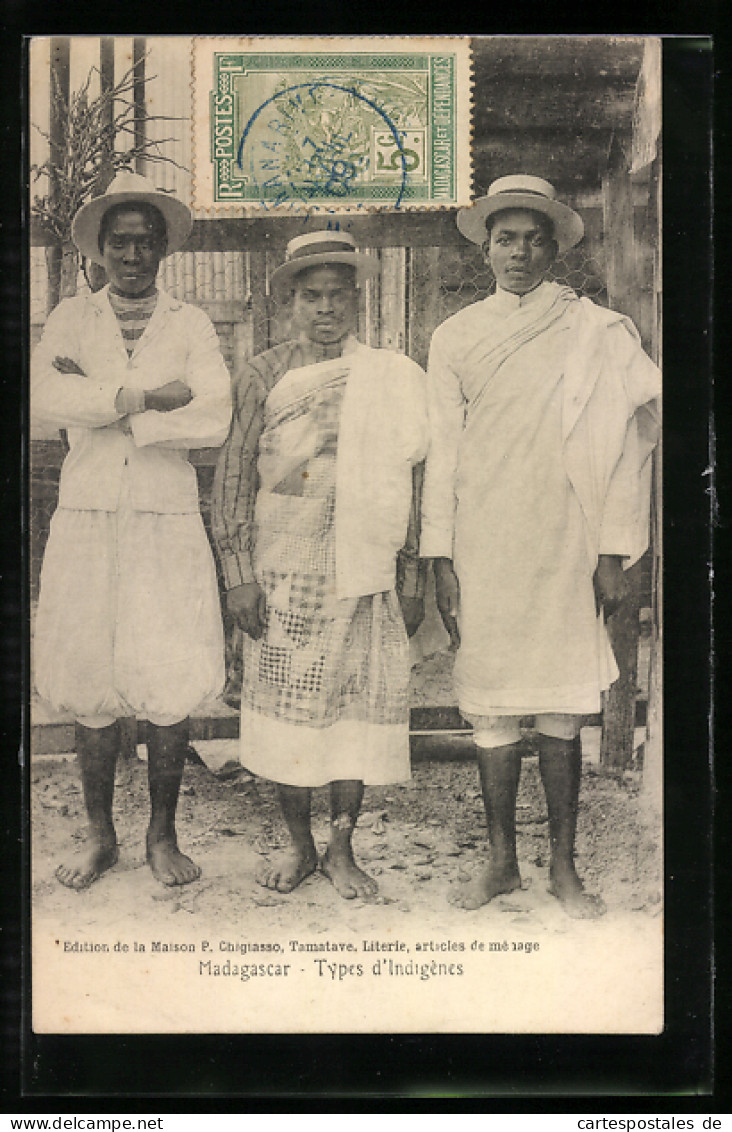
[192,36,472,213]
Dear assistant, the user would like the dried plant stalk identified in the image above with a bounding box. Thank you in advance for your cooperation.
[32,57,187,305]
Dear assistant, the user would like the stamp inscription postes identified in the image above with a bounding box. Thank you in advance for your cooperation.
[192,37,472,213]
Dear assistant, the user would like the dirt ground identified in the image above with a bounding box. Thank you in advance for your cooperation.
[31,734,662,941]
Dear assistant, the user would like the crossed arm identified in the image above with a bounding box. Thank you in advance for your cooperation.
[33,300,230,446]
[51,355,192,415]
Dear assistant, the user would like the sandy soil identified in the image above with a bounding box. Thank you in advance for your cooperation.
[31,736,662,941]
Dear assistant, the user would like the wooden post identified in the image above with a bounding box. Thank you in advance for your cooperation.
[232,303,254,365]
[642,452,662,807]
[379,247,407,351]
[249,250,272,354]
[407,246,442,369]
[97,37,115,193]
[46,38,70,313]
[600,560,643,769]
[48,39,69,188]
[132,39,146,174]
[600,133,642,769]
[602,134,637,319]
[642,155,663,810]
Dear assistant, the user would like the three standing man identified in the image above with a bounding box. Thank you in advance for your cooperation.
[33,169,659,918]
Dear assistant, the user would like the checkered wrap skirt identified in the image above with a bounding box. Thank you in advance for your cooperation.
[239,377,411,787]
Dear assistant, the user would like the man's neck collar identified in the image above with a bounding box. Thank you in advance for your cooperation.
[297,333,358,363]
[494,279,551,308]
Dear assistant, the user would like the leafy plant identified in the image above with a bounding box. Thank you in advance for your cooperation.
[31,57,187,307]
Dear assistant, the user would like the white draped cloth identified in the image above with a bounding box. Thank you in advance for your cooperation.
[421,281,661,718]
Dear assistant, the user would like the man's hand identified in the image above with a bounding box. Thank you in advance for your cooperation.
[144,380,193,413]
[226,582,267,640]
[433,557,461,649]
[53,356,86,376]
[398,595,424,639]
[593,554,630,619]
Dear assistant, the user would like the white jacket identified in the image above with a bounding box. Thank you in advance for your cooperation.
[32,287,232,513]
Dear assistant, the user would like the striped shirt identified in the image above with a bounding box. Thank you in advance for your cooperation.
[108,290,159,355]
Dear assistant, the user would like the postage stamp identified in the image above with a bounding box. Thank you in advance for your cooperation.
[191,36,473,213]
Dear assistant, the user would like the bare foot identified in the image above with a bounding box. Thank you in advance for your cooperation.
[256,847,318,894]
[56,837,118,891]
[146,835,201,886]
[548,866,606,919]
[320,847,378,900]
[448,864,521,910]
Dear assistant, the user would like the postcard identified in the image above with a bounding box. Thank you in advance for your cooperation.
[29,34,663,1036]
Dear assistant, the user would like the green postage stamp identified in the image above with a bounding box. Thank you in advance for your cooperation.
[191,36,473,213]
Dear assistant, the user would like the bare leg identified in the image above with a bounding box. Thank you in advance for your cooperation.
[539,733,605,918]
[321,779,378,900]
[146,719,201,886]
[449,742,523,909]
[56,721,120,890]
[257,784,318,893]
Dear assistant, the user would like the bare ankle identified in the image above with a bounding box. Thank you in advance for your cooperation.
[86,819,117,846]
[549,857,580,881]
[146,824,178,849]
[488,847,520,878]
[288,834,317,858]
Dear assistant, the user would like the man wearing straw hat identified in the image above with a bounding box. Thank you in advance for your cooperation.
[32,171,231,890]
[421,175,661,917]
[212,230,427,899]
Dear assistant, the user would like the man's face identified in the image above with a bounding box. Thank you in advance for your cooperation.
[290,265,358,346]
[486,209,557,295]
[101,208,163,297]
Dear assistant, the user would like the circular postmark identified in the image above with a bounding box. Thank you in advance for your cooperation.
[237,80,413,210]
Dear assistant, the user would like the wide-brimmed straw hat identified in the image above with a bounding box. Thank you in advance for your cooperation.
[457,174,584,254]
[269,231,380,299]
[71,170,193,266]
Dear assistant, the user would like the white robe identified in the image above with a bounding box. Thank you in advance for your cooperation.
[421,281,660,717]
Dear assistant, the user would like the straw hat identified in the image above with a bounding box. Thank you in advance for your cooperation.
[457,174,584,254]
[269,231,380,299]
[71,171,193,266]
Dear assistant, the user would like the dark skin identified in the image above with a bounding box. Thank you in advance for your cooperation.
[439,208,622,918]
[54,206,200,890]
[55,722,120,890]
[229,264,421,899]
[145,720,201,886]
[101,205,165,298]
